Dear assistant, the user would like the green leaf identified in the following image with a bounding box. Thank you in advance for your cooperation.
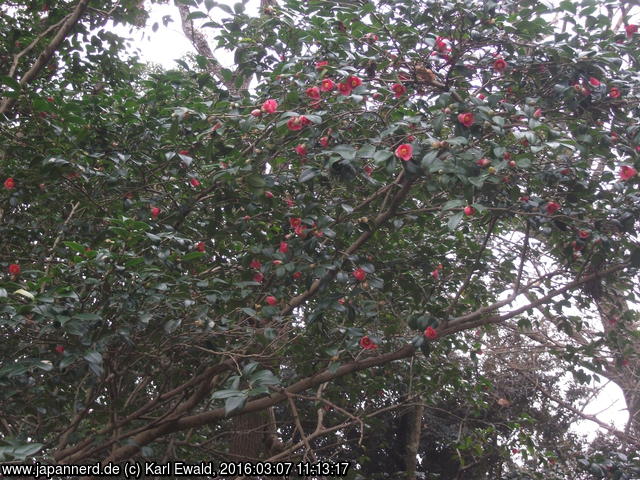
[225,395,247,415]
[299,168,319,182]
[447,212,464,230]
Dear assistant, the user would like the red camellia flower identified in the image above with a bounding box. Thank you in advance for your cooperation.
[286,116,308,131]
[179,150,190,155]
[151,207,160,219]
[394,143,413,161]
[292,271,302,280]
[578,230,590,240]
[457,112,474,127]
[424,326,438,340]
[464,205,475,216]
[391,83,406,98]
[477,93,486,100]
[190,178,201,187]
[625,24,638,37]
[435,36,449,53]
[265,295,277,306]
[306,86,321,99]
[261,99,278,114]
[294,144,308,156]
[493,58,507,72]
[321,78,335,92]
[273,260,282,266]
[55,345,65,354]
[4,177,15,190]
[363,165,373,176]
[359,336,377,350]
[533,108,542,118]
[352,267,367,282]
[431,269,440,280]
[338,82,352,96]
[251,109,262,117]
[250,259,262,269]
[348,75,362,89]
[8,263,20,275]
[253,272,264,283]
[476,158,491,167]
[279,241,289,254]
[620,165,638,181]
[609,87,621,98]
[546,202,561,215]
[196,241,206,252]
[319,136,329,147]
[289,217,302,229]
[315,60,329,69]
[265,191,274,199]
[588,77,601,87]
[284,197,295,207]
[294,224,307,237]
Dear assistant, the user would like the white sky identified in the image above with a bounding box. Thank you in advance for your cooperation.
[110,0,630,443]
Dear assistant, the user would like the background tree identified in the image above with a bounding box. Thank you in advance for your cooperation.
[1,0,640,478]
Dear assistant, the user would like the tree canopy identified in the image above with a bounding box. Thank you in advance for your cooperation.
[1,0,640,478]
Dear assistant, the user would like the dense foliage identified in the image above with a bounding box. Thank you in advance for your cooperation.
[1,0,640,478]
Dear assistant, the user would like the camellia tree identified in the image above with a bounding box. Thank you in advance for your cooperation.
[2,0,640,478]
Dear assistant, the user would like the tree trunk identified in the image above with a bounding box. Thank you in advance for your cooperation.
[403,403,424,480]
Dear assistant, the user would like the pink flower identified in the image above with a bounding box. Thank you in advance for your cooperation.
[431,269,440,280]
[319,136,329,147]
[289,217,302,229]
[292,271,302,280]
[294,144,308,156]
[151,207,160,219]
[352,267,366,282]
[457,112,474,127]
[359,336,377,350]
[578,230,590,240]
[279,241,289,254]
[609,87,621,98]
[253,272,264,283]
[265,295,277,306]
[284,197,295,207]
[179,150,190,155]
[477,93,486,100]
[4,178,15,190]
[321,78,335,92]
[8,263,20,275]
[261,99,278,114]
[190,178,201,187]
[338,82,352,96]
[294,224,307,237]
[250,259,262,270]
[265,191,274,199]
[306,86,321,99]
[391,83,406,98]
[625,24,638,37]
[620,165,637,181]
[545,202,561,215]
[315,60,329,69]
[588,77,601,87]
[55,345,65,354]
[196,241,206,252]
[363,165,373,176]
[394,144,413,161]
[287,116,303,130]
[533,108,542,118]
[493,58,507,72]
[463,205,475,216]
[424,326,437,340]
[348,76,362,89]
[251,109,262,117]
